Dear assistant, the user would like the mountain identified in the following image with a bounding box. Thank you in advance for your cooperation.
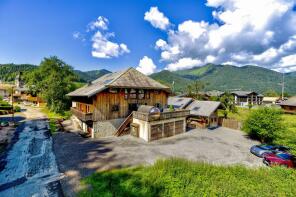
[0,64,37,82]
[150,70,192,91]
[74,69,111,82]
[0,64,111,83]
[287,71,296,77]
[151,64,296,95]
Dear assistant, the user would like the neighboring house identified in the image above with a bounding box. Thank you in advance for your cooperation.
[204,90,224,99]
[167,97,193,109]
[279,96,296,114]
[231,91,263,106]
[67,67,189,140]
[13,73,29,102]
[186,100,222,128]
[262,97,279,105]
[0,84,12,98]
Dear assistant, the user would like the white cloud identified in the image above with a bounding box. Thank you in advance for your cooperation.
[276,54,296,72]
[72,32,85,41]
[91,31,130,58]
[88,16,109,31]
[151,0,296,71]
[86,16,130,59]
[144,7,171,30]
[165,57,203,71]
[136,56,157,75]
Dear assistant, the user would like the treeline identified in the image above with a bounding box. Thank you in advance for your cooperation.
[0,64,37,82]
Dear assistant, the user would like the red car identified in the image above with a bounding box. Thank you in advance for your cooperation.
[263,152,296,168]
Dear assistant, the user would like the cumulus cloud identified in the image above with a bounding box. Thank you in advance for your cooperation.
[72,32,85,41]
[165,57,203,71]
[136,56,157,75]
[144,7,171,30]
[88,16,109,31]
[150,0,296,71]
[87,16,130,59]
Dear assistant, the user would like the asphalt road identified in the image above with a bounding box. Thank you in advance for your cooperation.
[0,106,63,197]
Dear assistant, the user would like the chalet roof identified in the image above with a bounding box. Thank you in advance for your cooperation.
[186,100,221,117]
[279,96,296,107]
[263,97,279,102]
[168,96,193,109]
[231,91,258,97]
[205,90,224,97]
[67,67,170,97]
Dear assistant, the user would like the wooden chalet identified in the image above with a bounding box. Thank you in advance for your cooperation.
[67,67,176,138]
[279,96,296,114]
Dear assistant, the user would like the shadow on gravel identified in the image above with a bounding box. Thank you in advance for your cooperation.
[53,132,114,196]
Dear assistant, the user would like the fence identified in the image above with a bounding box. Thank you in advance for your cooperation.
[218,117,242,130]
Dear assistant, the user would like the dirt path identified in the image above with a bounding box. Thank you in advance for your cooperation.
[0,106,63,197]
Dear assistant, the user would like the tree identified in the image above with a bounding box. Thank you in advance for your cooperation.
[264,90,279,97]
[220,92,237,118]
[243,107,285,143]
[25,56,77,113]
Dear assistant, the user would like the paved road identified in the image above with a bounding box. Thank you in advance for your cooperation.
[0,106,63,197]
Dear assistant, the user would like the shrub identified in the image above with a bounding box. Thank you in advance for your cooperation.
[243,107,285,143]
[14,105,21,112]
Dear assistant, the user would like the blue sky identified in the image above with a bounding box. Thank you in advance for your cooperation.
[0,0,212,71]
[0,0,296,73]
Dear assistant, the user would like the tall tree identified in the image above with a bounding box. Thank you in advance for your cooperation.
[25,56,77,113]
[220,92,237,118]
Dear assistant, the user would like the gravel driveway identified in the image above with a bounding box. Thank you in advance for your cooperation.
[53,126,262,196]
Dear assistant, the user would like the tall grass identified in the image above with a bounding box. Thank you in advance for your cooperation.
[79,158,296,197]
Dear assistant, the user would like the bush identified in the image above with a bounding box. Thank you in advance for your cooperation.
[14,105,21,112]
[243,107,285,143]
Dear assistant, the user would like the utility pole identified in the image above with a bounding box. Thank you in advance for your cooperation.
[281,72,285,100]
[172,81,175,94]
[11,86,15,126]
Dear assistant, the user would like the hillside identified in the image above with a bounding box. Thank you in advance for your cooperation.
[0,64,37,82]
[151,64,296,94]
[0,64,111,83]
[150,70,192,91]
[74,69,111,82]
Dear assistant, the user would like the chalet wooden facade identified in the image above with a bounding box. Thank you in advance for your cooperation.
[67,67,171,137]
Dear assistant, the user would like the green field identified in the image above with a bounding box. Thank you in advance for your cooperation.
[79,158,296,197]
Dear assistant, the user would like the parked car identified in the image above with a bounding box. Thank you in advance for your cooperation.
[263,152,296,168]
[250,144,290,157]
[0,121,9,127]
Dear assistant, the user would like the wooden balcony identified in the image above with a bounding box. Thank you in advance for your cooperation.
[133,109,190,122]
[71,107,93,122]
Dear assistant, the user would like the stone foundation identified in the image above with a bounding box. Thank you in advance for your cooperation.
[93,118,125,138]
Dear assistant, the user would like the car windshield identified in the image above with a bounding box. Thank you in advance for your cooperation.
[259,145,273,150]
[277,153,291,160]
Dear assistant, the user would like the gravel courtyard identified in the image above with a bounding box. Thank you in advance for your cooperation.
[53,126,263,196]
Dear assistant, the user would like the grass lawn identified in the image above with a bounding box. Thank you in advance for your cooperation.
[79,158,296,197]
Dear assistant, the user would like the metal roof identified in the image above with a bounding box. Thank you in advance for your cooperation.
[279,96,296,107]
[231,91,258,96]
[168,96,193,109]
[67,67,170,97]
[186,100,221,117]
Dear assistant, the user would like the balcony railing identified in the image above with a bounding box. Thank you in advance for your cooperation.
[71,107,93,121]
[133,109,190,122]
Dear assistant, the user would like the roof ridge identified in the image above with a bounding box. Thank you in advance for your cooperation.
[106,67,133,86]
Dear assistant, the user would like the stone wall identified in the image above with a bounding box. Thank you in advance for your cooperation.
[93,118,125,138]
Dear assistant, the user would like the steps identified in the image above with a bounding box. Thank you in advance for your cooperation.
[115,113,133,136]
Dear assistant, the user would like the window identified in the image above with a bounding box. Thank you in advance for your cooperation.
[129,89,137,99]
[111,104,120,112]
[138,89,144,99]
[124,89,129,99]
